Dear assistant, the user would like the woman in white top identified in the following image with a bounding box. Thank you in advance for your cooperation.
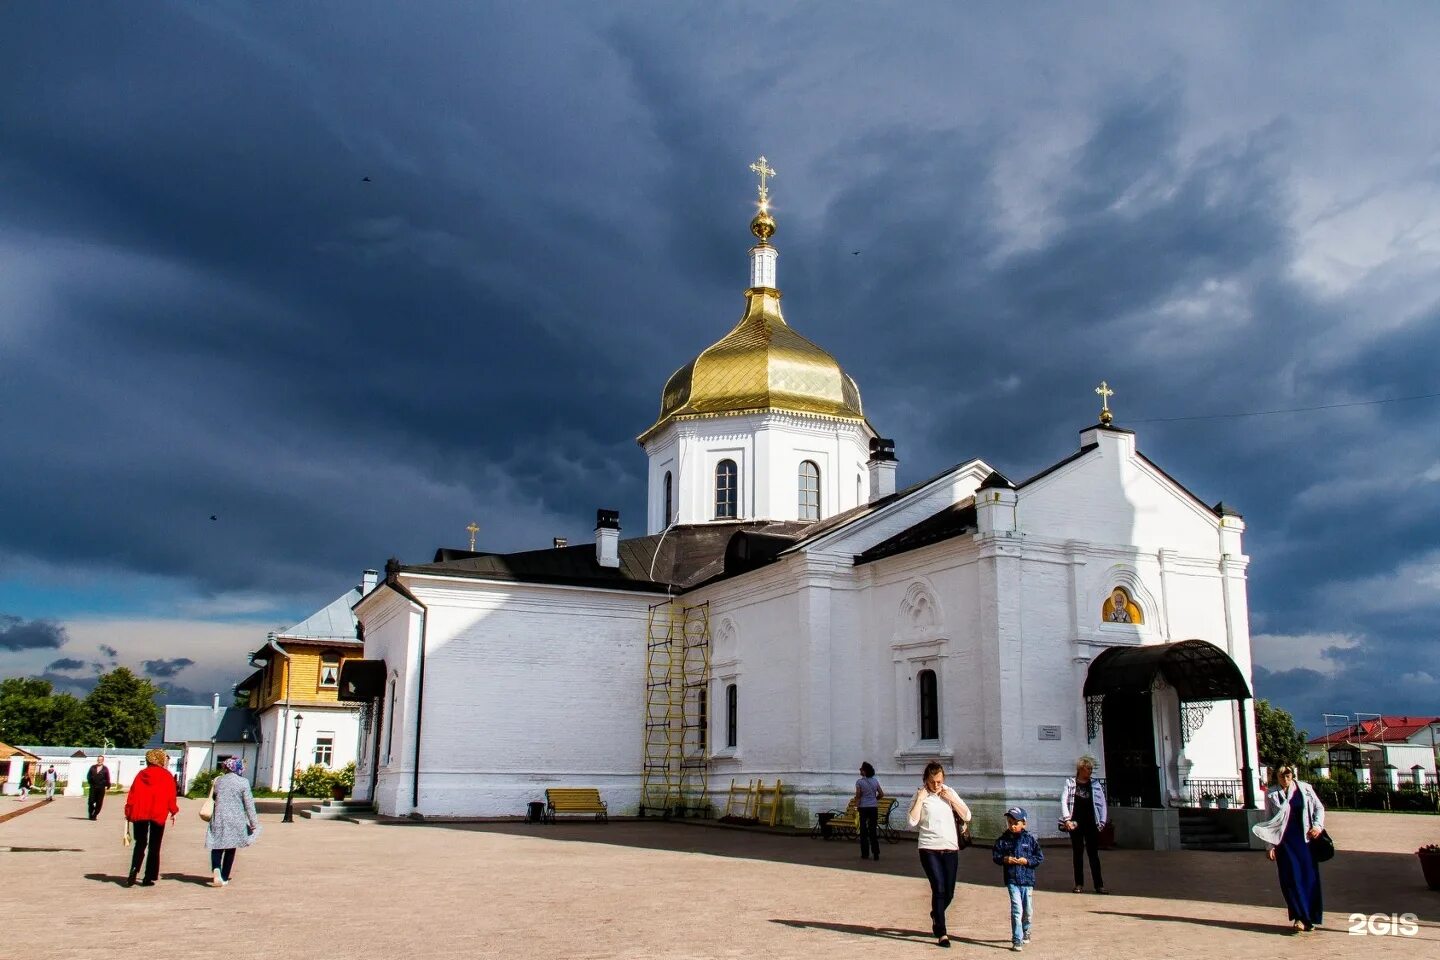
[1252,765,1326,932]
[907,761,973,949]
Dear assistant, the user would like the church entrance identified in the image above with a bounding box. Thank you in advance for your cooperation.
[1100,692,1161,808]
[1083,638,1258,810]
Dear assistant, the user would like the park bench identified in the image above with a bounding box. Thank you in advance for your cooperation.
[544,787,608,823]
[814,796,898,843]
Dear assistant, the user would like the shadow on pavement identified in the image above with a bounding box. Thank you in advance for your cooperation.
[84,873,131,887]
[1089,910,1291,936]
[771,919,1013,950]
[389,820,1440,922]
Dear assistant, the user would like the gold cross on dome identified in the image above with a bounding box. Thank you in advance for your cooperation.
[749,155,776,207]
[1095,381,1115,425]
[466,521,479,551]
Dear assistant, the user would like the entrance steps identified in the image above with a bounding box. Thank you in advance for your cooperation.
[1178,809,1251,851]
[299,799,375,821]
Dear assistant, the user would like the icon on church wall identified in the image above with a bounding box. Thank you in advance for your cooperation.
[1103,587,1142,624]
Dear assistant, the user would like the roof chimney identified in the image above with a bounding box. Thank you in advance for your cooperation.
[867,438,897,502]
[553,537,568,549]
[595,509,620,568]
[361,569,379,595]
[212,692,220,711]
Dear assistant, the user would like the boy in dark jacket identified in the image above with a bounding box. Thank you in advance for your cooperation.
[991,806,1044,951]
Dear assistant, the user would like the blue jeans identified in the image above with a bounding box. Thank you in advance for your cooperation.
[1006,883,1034,945]
[918,849,959,937]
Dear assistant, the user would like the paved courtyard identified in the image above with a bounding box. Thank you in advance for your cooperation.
[2,797,1436,959]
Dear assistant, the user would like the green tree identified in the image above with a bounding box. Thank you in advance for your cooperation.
[0,677,92,745]
[1256,698,1309,769]
[84,668,162,747]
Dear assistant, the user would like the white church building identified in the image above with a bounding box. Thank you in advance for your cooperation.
[350,165,1263,844]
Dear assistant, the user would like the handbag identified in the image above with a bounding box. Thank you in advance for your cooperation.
[1311,829,1335,863]
[1057,818,1074,832]
[954,812,972,850]
[199,788,215,823]
[122,823,131,847]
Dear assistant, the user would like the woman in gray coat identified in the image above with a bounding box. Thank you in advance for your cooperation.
[205,757,259,887]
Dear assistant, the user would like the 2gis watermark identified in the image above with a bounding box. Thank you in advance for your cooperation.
[1347,913,1419,937]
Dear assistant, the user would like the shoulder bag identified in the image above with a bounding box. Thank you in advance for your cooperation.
[1311,829,1335,863]
[199,786,215,823]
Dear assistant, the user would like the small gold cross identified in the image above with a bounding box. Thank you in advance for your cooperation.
[466,521,479,551]
[1095,381,1115,425]
[749,155,776,208]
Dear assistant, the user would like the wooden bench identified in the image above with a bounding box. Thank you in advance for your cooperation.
[544,788,608,823]
[814,796,898,843]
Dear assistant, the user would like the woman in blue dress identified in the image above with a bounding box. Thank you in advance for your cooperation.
[1253,765,1325,932]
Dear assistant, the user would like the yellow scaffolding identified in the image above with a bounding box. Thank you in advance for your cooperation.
[641,599,711,817]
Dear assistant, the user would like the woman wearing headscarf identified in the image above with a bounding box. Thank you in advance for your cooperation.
[204,757,260,887]
[1252,765,1326,932]
[124,749,179,886]
[907,761,972,949]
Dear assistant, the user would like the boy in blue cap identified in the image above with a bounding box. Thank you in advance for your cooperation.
[991,807,1044,951]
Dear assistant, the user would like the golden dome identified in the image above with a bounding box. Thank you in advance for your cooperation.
[639,287,865,442]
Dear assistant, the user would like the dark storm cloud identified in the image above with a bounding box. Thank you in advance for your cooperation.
[0,614,68,651]
[46,657,86,672]
[98,645,119,659]
[142,657,196,678]
[1,3,1438,728]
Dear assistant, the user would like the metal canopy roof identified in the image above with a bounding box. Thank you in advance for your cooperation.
[1083,639,1252,702]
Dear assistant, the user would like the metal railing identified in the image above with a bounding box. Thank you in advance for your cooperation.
[1182,779,1244,806]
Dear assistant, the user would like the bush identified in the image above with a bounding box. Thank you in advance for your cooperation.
[333,761,356,793]
[292,764,335,798]
[187,768,222,799]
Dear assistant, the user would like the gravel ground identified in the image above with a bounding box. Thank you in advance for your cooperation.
[2,797,1436,959]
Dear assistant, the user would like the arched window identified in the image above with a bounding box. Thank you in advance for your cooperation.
[715,459,738,519]
[798,460,821,521]
[725,683,738,748]
[698,687,708,752]
[918,669,939,740]
[663,471,674,527]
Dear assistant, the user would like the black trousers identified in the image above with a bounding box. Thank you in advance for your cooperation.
[858,806,880,858]
[88,788,105,819]
[129,821,165,883]
[210,848,237,881]
[918,849,959,938]
[1070,823,1104,888]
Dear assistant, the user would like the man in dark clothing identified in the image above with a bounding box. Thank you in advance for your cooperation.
[87,757,112,819]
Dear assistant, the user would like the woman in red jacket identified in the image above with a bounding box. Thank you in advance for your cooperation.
[124,749,179,886]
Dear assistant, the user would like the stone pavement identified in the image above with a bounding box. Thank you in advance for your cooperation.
[1,797,1436,960]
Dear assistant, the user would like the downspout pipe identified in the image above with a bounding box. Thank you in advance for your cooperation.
[383,567,428,814]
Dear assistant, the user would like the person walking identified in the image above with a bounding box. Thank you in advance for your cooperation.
[87,757,112,820]
[44,765,58,799]
[907,761,972,948]
[991,807,1045,951]
[14,772,32,801]
[124,749,179,887]
[855,761,885,861]
[1059,755,1108,893]
[1253,765,1326,932]
[204,757,260,887]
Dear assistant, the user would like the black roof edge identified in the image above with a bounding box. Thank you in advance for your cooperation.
[1212,501,1244,518]
[1134,452,1219,517]
[1016,443,1099,488]
[979,470,1015,490]
[1084,422,1136,436]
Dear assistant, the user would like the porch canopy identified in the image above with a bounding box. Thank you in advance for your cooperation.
[1083,638,1251,702]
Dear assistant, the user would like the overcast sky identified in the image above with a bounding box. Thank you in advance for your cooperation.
[2,2,1438,734]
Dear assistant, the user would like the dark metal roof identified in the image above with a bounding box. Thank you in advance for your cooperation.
[1016,443,1099,488]
[979,471,1015,490]
[855,502,978,566]
[162,705,259,744]
[1082,639,1251,702]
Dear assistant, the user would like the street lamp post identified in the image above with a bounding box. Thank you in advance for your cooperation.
[282,713,304,823]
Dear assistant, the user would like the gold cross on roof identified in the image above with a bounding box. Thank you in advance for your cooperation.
[1095,381,1115,425]
[749,155,776,208]
[466,521,479,551]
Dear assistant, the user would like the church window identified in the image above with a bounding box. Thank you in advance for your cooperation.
[918,669,939,740]
[725,683,738,748]
[715,460,738,519]
[663,471,674,527]
[319,653,340,689]
[383,676,397,766]
[314,732,334,767]
[1102,587,1143,625]
[798,460,821,521]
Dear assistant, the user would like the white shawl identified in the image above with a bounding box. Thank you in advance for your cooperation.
[1252,780,1325,848]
